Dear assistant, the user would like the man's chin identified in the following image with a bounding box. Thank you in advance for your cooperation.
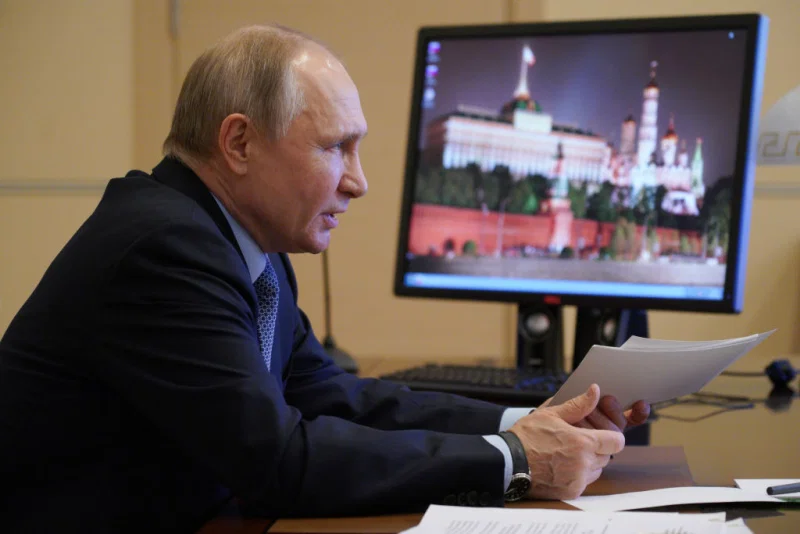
[301,231,331,254]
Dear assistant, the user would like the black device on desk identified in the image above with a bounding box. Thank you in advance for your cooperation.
[382,13,768,403]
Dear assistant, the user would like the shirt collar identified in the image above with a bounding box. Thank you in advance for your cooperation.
[211,195,267,284]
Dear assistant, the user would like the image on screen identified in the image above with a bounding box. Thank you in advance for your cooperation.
[401,28,750,302]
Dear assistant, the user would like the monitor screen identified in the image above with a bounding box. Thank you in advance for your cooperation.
[394,14,768,314]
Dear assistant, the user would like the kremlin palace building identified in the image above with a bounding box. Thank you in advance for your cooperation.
[422,47,707,216]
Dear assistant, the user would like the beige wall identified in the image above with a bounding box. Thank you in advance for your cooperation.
[0,0,133,329]
[1,0,798,368]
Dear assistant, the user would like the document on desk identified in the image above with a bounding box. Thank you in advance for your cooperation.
[402,504,728,534]
[564,486,783,512]
[735,479,800,500]
[549,330,775,409]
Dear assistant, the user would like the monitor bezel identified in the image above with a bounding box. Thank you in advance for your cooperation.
[393,13,768,314]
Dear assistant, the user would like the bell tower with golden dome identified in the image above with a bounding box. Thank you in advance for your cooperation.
[637,61,660,167]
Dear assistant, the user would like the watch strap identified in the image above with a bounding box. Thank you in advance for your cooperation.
[498,431,529,475]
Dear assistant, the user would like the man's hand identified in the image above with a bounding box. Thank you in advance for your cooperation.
[509,384,625,500]
[539,394,650,433]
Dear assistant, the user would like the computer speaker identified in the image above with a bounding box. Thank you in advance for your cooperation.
[516,304,564,373]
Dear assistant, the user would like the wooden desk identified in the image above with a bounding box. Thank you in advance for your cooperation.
[199,446,692,534]
[199,356,800,533]
[268,446,692,533]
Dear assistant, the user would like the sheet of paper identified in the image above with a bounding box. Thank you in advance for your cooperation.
[620,333,764,351]
[549,330,774,409]
[565,486,783,512]
[735,478,800,499]
[410,504,725,534]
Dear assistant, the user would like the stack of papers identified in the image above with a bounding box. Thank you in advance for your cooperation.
[549,330,775,409]
[565,486,783,511]
[401,505,754,533]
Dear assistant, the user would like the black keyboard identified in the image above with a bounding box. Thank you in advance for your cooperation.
[379,364,569,405]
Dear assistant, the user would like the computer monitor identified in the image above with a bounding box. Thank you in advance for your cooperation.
[393,13,768,372]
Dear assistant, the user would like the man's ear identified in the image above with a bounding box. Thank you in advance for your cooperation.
[218,113,253,175]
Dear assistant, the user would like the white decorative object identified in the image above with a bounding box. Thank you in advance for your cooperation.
[757,83,800,166]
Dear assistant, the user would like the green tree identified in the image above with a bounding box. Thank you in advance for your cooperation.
[586,182,617,223]
[529,174,552,204]
[462,240,477,256]
[707,188,731,255]
[441,168,476,208]
[568,182,588,219]
[507,177,539,215]
[414,168,442,204]
[467,163,485,209]
[633,186,656,226]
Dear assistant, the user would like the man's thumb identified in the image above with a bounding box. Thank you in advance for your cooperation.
[551,384,600,424]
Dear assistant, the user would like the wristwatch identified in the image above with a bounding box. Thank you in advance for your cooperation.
[498,431,532,502]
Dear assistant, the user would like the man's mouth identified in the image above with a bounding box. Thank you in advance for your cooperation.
[322,213,339,228]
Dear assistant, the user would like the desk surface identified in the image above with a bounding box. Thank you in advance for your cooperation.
[200,355,800,533]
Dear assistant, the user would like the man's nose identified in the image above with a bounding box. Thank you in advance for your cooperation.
[340,156,367,199]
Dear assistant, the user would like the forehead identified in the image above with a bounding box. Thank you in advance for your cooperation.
[293,47,367,138]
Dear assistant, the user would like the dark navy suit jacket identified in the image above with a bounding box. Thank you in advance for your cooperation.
[0,157,507,533]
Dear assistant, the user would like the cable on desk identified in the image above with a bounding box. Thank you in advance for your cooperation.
[721,360,798,387]
[720,370,765,377]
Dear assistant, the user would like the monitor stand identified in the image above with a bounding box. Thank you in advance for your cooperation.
[515,304,649,373]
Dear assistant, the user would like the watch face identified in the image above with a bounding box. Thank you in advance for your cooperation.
[505,473,532,502]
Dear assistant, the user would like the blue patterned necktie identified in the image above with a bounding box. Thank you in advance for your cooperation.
[254,258,280,371]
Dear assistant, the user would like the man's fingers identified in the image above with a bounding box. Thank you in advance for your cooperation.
[597,395,627,430]
[585,409,622,433]
[582,428,625,455]
[625,401,651,427]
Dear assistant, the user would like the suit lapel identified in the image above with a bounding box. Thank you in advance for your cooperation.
[150,158,290,388]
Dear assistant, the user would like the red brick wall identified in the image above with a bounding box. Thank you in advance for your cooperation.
[406,204,702,256]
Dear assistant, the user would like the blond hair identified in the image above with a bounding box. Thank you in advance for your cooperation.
[163,24,324,161]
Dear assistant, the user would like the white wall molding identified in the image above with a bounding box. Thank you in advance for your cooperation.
[0,179,109,194]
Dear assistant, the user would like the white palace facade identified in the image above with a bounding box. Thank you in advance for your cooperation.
[422,46,706,213]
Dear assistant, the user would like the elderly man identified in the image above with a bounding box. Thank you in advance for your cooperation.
[0,24,649,533]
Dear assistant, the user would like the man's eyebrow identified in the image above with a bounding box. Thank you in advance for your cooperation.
[341,129,368,143]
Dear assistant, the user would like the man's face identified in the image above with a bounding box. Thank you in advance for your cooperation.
[242,45,368,254]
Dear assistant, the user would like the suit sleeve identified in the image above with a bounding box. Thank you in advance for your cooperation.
[282,306,508,435]
[90,220,505,518]
[277,253,509,435]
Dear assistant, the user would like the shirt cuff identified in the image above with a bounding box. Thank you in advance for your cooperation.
[498,407,536,431]
[482,434,512,492]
